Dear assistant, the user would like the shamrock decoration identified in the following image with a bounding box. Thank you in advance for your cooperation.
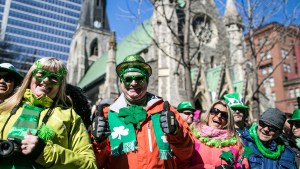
[111,126,129,140]
[118,104,147,129]
[219,150,234,165]
[242,146,253,158]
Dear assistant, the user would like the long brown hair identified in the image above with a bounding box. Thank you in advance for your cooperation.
[0,57,69,112]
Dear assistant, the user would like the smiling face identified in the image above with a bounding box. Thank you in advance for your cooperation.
[30,69,60,99]
[120,72,148,102]
[208,103,228,129]
[257,121,280,143]
[179,110,194,125]
[0,72,15,101]
[292,121,300,137]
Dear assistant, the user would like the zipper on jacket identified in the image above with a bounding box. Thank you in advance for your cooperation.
[147,123,153,152]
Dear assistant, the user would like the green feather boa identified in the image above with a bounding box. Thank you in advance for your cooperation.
[191,126,237,148]
[249,123,285,159]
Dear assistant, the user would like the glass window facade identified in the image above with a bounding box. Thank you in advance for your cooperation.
[0,0,81,74]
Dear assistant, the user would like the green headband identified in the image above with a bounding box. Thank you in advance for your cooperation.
[34,60,67,77]
[120,67,148,79]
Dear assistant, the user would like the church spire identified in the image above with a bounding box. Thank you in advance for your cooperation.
[79,0,110,30]
[224,0,243,28]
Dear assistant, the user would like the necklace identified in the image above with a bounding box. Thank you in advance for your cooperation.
[191,126,237,148]
[249,123,285,159]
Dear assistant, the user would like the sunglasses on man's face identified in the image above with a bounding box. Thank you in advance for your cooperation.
[181,111,194,116]
[259,121,279,133]
[32,69,63,85]
[0,74,13,83]
[210,108,228,119]
[231,108,246,114]
[121,75,146,86]
[292,122,300,128]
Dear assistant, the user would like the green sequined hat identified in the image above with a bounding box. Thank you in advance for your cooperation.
[116,54,152,77]
[224,92,248,109]
[288,109,300,123]
[0,63,23,84]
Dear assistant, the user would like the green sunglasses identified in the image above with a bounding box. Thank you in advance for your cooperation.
[32,68,64,85]
[121,75,146,86]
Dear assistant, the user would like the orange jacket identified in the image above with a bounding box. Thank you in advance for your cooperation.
[93,94,194,169]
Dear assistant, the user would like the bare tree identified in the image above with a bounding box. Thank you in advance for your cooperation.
[234,0,300,117]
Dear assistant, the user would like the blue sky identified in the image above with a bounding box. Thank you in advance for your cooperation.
[106,0,300,41]
[106,0,153,42]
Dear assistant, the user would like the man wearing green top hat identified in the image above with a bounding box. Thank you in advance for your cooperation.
[288,109,300,168]
[224,92,249,136]
[177,101,195,125]
[91,54,193,169]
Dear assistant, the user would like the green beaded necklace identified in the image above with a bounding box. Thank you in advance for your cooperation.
[191,126,237,148]
[249,123,285,159]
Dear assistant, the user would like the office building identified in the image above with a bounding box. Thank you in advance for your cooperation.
[0,0,81,74]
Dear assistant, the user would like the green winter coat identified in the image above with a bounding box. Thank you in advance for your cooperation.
[0,91,97,169]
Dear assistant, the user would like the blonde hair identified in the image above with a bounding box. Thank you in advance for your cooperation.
[202,100,244,152]
[0,57,69,112]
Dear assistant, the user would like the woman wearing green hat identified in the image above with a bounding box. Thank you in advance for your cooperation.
[288,109,300,168]
[0,63,23,103]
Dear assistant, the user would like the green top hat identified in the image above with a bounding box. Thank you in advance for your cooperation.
[116,54,152,77]
[177,101,195,112]
[224,92,248,109]
[288,109,300,123]
[0,63,23,84]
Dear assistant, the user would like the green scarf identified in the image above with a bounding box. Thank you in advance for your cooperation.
[108,105,172,159]
[249,123,285,159]
[7,104,43,141]
[118,104,147,129]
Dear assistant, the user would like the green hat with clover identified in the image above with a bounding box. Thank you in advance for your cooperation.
[116,54,152,78]
[288,109,300,123]
[224,92,248,109]
[0,63,23,84]
[177,101,195,112]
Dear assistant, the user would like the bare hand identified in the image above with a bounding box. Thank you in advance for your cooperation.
[21,130,39,155]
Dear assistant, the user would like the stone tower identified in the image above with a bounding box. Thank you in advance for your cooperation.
[101,32,119,99]
[224,0,245,82]
[67,0,111,85]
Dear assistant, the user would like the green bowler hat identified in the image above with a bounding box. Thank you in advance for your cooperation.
[177,101,195,112]
[224,92,248,109]
[116,54,152,77]
[288,109,300,123]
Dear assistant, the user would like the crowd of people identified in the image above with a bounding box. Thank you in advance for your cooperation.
[0,55,299,169]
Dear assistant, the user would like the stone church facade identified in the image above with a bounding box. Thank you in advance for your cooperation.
[67,0,263,122]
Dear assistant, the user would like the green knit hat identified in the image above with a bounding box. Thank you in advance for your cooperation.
[288,109,300,123]
[116,54,152,78]
[177,101,195,112]
[224,92,248,109]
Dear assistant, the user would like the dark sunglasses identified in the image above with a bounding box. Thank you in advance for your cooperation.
[181,111,194,116]
[231,108,246,113]
[259,121,279,132]
[32,69,63,85]
[121,75,146,86]
[292,122,300,128]
[0,75,13,83]
[210,108,228,119]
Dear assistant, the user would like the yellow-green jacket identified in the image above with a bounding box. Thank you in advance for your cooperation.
[0,95,97,169]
